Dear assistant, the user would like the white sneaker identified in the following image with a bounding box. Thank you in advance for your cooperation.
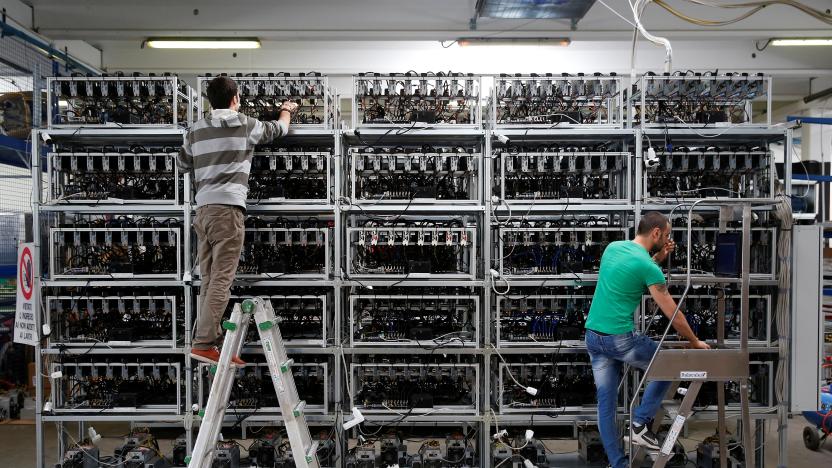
[630,423,661,451]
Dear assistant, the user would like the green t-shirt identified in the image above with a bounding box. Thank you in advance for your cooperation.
[585,240,666,335]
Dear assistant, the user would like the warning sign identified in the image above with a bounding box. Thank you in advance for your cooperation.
[14,243,37,346]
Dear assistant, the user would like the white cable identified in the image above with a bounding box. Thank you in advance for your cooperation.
[56,425,123,467]
[630,0,673,74]
[491,271,511,296]
[773,191,792,407]
[671,116,738,138]
[339,347,354,402]
[489,344,537,395]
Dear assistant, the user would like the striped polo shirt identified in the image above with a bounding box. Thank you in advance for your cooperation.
[177,109,287,208]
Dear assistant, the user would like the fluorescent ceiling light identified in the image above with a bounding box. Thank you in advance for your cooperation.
[145,38,261,49]
[770,38,832,46]
[457,37,570,47]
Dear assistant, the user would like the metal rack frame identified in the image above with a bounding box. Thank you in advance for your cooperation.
[196,361,330,414]
[496,225,628,280]
[494,294,592,347]
[248,149,334,206]
[642,147,776,203]
[31,74,795,468]
[45,294,182,350]
[227,293,329,347]
[348,293,480,348]
[48,225,183,280]
[233,225,333,280]
[47,75,194,129]
[50,360,183,415]
[346,225,478,279]
[629,73,773,128]
[494,360,596,414]
[351,73,484,129]
[350,361,480,415]
[494,150,632,205]
[640,293,773,347]
[47,149,182,205]
[490,73,625,129]
[347,146,484,206]
[196,74,335,130]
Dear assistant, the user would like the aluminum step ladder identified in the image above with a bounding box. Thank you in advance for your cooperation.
[629,202,756,468]
[186,297,320,468]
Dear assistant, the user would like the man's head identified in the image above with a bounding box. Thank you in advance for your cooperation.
[206,76,240,111]
[636,211,670,251]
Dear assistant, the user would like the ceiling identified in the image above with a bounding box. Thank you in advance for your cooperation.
[24,0,832,42]
[19,0,832,101]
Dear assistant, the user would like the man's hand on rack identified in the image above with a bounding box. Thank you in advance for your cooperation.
[280,101,299,114]
[653,239,675,264]
[689,338,711,350]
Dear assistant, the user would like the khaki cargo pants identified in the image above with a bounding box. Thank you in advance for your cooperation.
[193,204,245,350]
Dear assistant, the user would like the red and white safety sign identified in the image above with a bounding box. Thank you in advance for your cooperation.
[14,243,37,346]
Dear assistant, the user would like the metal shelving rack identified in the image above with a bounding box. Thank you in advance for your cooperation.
[31,71,794,468]
[633,123,793,467]
[342,72,490,467]
[31,121,192,468]
[192,75,343,466]
[486,122,636,467]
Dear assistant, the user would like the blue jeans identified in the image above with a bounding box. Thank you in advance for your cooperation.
[585,329,671,468]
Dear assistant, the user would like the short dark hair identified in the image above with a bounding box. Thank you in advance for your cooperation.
[206,76,238,109]
[637,211,669,235]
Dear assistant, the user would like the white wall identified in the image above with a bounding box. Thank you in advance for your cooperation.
[101,39,832,77]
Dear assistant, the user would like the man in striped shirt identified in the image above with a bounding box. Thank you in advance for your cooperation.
[177,76,298,366]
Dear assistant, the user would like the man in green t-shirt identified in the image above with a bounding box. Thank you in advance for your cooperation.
[585,212,710,468]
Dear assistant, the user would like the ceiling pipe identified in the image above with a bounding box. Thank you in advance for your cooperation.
[0,8,100,75]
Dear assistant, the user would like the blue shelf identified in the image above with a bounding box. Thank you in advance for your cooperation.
[0,134,46,170]
[0,264,15,277]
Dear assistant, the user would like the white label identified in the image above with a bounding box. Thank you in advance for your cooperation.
[680,371,707,379]
[661,414,687,455]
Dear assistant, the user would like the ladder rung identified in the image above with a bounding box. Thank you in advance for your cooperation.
[293,400,306,417]
[661,401,681,418]
[280,358,295,373]
[306,440,319,463]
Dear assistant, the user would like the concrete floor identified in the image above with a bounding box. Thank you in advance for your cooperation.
[2,400,831,467]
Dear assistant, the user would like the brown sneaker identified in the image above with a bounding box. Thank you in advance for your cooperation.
[190,346,246,368]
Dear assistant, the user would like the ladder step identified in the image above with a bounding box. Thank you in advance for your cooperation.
[293,400,307,417]
[281,358,295,373]
[306,441,319,463]
[662,400,681,417]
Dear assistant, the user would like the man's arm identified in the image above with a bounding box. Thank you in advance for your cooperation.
[648,283,711,349]
[247,101,298,146]
[177,134,193,173]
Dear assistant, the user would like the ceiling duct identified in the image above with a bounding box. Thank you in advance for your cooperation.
[472,0,596,29]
